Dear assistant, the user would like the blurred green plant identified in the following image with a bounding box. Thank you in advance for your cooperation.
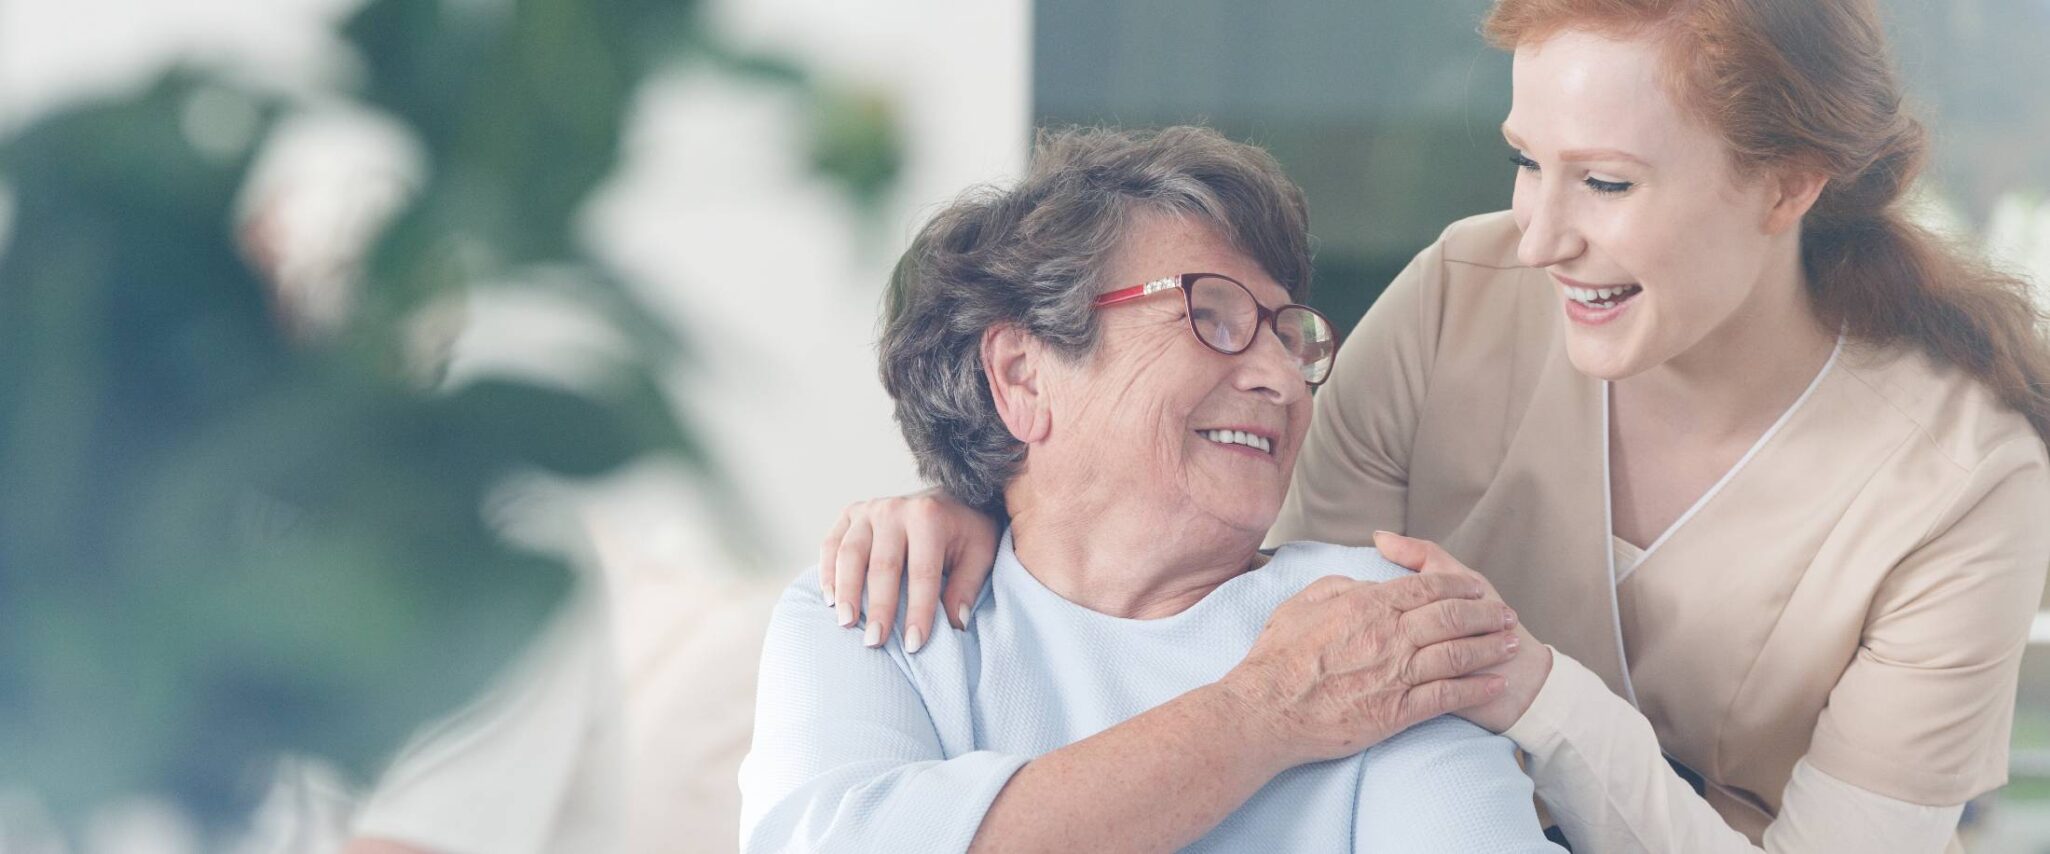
[0,0,900,831]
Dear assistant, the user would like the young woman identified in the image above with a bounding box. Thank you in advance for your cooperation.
[820,1,2050,849]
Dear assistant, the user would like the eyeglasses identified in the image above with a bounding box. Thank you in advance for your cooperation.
[1092,273,1338,386]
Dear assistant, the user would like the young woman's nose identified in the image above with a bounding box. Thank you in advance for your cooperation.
[1515,181,1586,270]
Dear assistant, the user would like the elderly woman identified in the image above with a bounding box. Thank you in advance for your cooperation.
[738,127,1562,853]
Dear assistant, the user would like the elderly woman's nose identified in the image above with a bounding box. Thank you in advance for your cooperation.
[1235,326,1308,403]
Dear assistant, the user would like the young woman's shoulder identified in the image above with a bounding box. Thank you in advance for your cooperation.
[1836,339,2050,475]
[1370,210,1562,397]
[1435,210,1525,270]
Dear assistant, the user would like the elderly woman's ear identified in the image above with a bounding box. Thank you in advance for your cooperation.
[981,322,1053,444]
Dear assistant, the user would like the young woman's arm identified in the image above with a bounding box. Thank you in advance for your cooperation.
[1507,653,1968,853]
[1383,435,2050,853]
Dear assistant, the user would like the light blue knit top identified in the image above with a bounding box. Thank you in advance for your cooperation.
[740,531,1562,852]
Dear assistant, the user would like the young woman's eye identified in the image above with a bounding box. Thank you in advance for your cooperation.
[1509,152,1539,173]
[1585,176,1634,195]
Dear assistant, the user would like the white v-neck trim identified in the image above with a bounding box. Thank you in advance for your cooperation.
[1599,379,1640,707]
[1610,334,1844,583]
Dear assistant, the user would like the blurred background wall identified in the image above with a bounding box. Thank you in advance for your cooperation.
[3,0,2047,851]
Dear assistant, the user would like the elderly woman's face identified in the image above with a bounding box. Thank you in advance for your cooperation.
[1037,214,1312,536]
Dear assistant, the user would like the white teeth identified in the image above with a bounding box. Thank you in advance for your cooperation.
[1565,284,1640,308]
[1201,429,1271,454]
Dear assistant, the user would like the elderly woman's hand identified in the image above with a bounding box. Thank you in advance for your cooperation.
[1372,531,1553,733]
[820,489,1000,651]
[1214,571,1523,768]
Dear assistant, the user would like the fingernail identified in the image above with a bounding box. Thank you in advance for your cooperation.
[823,586,835,607]
[837,601,855,628]
[906,626,925,654]
[864,621,883,648]
[1372,529,1394,539]
[1503,608,1517,629]
[1505,634,1520,653]
[956,603,972,630]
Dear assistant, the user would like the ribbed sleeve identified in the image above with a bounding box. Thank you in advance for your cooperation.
[738,581,1027,853]
[1355,716,1561,852]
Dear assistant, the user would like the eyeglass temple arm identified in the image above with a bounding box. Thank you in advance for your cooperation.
[1091,276,1183,307]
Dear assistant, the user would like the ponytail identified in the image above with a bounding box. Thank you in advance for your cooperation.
[1802,123,2050,446]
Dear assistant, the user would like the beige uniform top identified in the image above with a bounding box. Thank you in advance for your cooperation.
[1270,211,2050,849]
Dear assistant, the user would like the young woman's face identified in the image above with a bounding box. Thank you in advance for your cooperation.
[1505,29,1789,380]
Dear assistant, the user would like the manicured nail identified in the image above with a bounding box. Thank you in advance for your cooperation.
[906,626,926,654]
[864,621,883,648]
[823,586,835,607]
[956,603,972,630]
[837,601,855,628]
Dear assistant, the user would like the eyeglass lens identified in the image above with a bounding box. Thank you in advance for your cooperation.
[1188,276,1335,383]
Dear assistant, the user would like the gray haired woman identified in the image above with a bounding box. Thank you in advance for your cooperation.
[739,126,1559,853]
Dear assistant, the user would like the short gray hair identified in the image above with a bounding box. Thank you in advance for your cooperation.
[878,126,1314,516]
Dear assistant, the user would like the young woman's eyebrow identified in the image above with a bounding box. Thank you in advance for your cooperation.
[1501,124,1649,166]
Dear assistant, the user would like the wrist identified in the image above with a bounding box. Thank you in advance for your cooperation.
[1194,676,1298,779]
[1501,643,1553,731]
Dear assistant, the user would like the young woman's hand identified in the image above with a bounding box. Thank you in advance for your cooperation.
[1214,571,1523,770]
[1372,531,1554,733]
[819,489,1001,652]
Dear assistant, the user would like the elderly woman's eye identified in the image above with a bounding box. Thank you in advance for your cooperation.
[1202,318,1243,350]
[1192,308,1231,338]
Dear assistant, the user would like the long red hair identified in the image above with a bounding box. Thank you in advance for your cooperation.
[1486,0,2050,445]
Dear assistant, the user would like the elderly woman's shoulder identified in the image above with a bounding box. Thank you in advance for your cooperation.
[758,568,930,663]
[1265,541,1416,585]
[768,568,825,609]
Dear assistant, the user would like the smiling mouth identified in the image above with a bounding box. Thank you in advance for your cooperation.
[1197,429,1273,455]
[1564,283,1642,310]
